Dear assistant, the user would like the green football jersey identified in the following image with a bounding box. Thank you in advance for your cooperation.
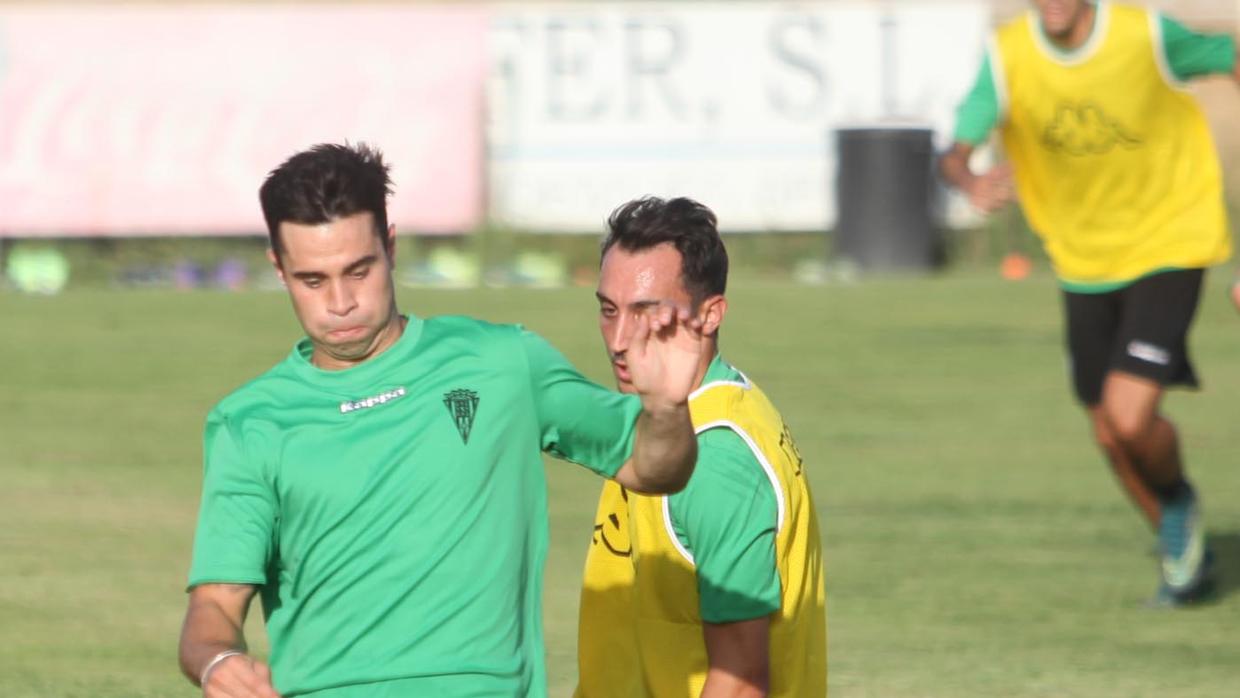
[188,314,641,697]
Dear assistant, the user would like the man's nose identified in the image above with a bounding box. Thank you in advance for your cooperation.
[607,314,631,358]
[326,280,357,316]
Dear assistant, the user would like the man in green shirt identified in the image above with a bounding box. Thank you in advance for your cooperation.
[177,143,704,698]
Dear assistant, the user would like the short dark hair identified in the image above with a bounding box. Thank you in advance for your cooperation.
[601,196,728,304]
[258,142,393,255]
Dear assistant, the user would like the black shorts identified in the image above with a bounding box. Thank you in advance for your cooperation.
[1062,268,1204,406]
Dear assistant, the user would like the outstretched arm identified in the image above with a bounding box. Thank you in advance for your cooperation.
[611,304,705,494]
[179,583,281,698]
[616,399,697,494]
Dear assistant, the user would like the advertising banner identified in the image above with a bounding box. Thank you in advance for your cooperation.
[0,5,487,236]
[488,2,988,232]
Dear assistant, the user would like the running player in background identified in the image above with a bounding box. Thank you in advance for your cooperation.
[575,197,826,698]
[177,143,705,698]
[940,0,1239,605]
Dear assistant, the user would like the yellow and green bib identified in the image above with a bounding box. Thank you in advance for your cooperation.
[575,365,826,697]
[992,1,1230,285]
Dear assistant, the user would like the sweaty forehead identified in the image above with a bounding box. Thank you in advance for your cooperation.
[635,266,657,293]
[599,244,686,302]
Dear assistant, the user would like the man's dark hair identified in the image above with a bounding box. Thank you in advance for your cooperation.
[258,142,393,255]
[601,196,728,304]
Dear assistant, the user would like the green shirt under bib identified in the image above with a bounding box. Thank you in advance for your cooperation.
[668,355,781,623]
[188,314,641,697]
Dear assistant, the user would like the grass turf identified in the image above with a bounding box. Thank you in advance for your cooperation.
[2,271,1238,697]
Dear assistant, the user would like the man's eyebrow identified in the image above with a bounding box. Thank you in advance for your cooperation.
[344,255,379,273]
[288,255,379,280]
[594,292,661,311]
[628,300,662,311]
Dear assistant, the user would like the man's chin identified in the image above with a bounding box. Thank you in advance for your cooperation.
[318,335,378,361]
[1045,24,1071,39]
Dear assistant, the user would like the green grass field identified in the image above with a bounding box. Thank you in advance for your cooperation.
[2,272,1239,697]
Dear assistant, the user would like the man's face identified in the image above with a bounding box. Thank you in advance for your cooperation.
[596,242,695,393]
[1033,0,1089,39]
[268,212,397,367]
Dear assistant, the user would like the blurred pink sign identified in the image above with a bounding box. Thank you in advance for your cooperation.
[0,5,487,236]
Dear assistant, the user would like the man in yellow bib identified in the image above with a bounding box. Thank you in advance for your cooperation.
[575,197,826,697]
[940,0,1239,605]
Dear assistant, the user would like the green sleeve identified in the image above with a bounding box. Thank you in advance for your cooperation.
[953,51,1000,145]
[519,327,640,478]
[187,411,276,588]
[1159,14,1237,81]
[669,427,781,624]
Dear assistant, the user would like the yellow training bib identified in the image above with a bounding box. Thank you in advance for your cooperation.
[576,373,826,698]
[992,1,1230,284]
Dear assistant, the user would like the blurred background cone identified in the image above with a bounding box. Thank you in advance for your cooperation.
[999,252,1031,281]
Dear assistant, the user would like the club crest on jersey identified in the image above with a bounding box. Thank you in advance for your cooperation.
[443,389,480,444]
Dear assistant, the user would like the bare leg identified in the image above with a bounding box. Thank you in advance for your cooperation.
[1101,371,1211,598]
[1100,371,1184,493]
[1086,405,1160,530]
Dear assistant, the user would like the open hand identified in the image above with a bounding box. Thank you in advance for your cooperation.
[624,303,707,413]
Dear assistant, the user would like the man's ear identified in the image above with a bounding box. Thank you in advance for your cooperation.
[266,248,286,285]
[699,294,727,335]
[384,224,397,263]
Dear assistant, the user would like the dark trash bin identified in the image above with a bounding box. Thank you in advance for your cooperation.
[834,127,940,271]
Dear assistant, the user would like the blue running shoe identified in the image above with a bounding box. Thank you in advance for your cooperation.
[1159,485,1209,599]
[1147,583,1183,609]
[1147,552,1215,609]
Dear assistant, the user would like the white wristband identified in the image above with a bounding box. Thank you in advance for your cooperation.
[200,649,247,688]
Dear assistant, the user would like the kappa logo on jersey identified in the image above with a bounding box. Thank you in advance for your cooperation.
[443,389,480,444]
[1041,101,1142,156]
[339,387,407,414]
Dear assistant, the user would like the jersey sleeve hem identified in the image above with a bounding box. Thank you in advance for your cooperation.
[700,600,781,625]
[186,572,267,592]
